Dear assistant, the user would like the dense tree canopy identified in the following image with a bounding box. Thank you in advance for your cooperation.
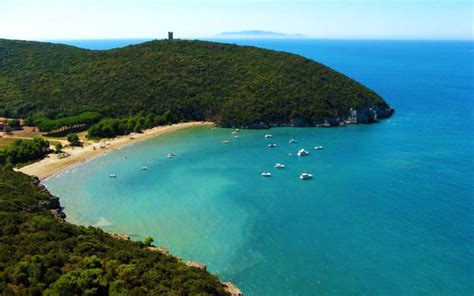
[32,112,102,132]
[0,138,50,166]
[0,38,390,127]
[87,111,173,139]
[0,168,228,295]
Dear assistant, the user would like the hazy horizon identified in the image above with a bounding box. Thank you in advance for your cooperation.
[1,0,472,41]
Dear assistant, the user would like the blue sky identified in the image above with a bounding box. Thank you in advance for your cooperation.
[0,0,472,40]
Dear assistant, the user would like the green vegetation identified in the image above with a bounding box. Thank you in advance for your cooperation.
[0,138,49,166]
[7,119,20,129]
[32,112,102,132]
[0,168,228,295]
[144,237,154,247]
[0,138,16,149]
[88,112,172,139]
[54,142,63,153]
[0,38,391,128]
[67,133,81,146]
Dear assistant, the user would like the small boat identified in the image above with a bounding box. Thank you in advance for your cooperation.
[314,145,324,150]
[235,128,240,132]
[234,135,239,138]
[275,163,286,168]
[223,140,230,144]
[268,144,277,148]
[261,172,272,177]
[289,138,298,143]
[232,131,238,135]
[167,152,176,158]
[300,173,313,180]
[297,149,310,156]
[109,174,117,178]
[141,166,148,170]
[264,134,272,138]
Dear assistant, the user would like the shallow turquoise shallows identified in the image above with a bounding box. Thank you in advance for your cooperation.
[45,40,473,295]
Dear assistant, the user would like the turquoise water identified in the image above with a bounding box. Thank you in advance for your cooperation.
[45,40,473,295]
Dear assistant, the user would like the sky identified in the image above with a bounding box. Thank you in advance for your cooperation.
[0,0,472,40]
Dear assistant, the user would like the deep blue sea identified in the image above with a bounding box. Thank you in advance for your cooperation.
[45,39,473,295]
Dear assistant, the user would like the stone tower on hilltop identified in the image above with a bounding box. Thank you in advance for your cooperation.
[168,32,173,40]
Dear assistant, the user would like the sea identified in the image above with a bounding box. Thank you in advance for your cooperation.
[44,39,473,295]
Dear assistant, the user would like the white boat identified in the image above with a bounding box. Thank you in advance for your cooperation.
[297,149,310,156]
[275,163,286,168]
[141,166,148,170]
[231,131,238,135]
[314,145,324,150]
[109,174,117,178]
[289,138,298,143]
[234,135,239,138]
[300,173,313,180]
[261,172,272,177]
[235,128,240,132]
[167,152,176,158]
[268,143,277,148]
[264,134,272,138]
[223,140,230,144]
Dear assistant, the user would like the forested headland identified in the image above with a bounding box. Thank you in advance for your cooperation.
[0,38,393,129]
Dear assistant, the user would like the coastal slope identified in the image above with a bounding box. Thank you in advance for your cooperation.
[0,38,393,128]
[0,168,232,295]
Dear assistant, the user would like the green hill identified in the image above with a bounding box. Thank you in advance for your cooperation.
[0,168,229,295]
[0,38,393,128]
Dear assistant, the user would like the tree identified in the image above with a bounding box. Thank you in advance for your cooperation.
[55,142,63,153]
[143,236,154,247]
[24,117,35,126]
[3,124,11,135]
[67,133,81,147]
[8,119,21,129]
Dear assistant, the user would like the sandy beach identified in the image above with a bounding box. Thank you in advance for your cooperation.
[17,122,213,180]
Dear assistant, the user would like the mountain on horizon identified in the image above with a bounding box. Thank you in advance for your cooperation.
[219,30,303,38]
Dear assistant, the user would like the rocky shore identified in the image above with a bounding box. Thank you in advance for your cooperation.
[224,104,395,129]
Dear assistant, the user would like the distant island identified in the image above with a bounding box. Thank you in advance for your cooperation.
[219,30,304,38]
[0,38,393,130]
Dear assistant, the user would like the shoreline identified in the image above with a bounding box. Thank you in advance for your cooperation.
[17,122,213,180]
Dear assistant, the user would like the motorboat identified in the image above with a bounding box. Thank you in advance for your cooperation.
[223,140,230,144]
[274,163,286,168]
[167,152,176,158]
[289,138,298,143]
[141,166,148,170]
[297,149,310,156]
[314,145,324,150]
[109,174,117,178]
[264,134,272,138]
[261,172,272,177]
[300,173,313,180]
[268,143,277,148]
[234,135,239,138]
